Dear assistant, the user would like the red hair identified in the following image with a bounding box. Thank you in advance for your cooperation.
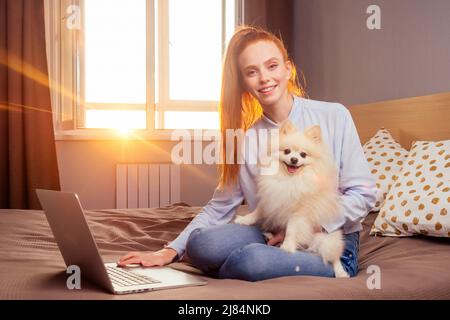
[218,25,307,188]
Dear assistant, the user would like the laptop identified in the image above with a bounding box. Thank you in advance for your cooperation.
[36,189,207,295]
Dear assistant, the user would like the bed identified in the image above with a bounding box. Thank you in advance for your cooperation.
[1,92,449,300]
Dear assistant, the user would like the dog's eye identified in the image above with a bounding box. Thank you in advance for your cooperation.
[300,152,307,158]
[284,148,291,155]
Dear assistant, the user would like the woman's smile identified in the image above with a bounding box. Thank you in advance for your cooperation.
[258,85,277,95]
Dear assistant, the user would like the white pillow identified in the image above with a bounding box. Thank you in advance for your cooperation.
[363,128,409,212]
[371,140,450,237]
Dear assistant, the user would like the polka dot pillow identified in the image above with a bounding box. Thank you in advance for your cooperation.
[363,128,409,211]
[370,140,450,238]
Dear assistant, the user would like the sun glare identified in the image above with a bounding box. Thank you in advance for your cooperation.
[117,127,131,136]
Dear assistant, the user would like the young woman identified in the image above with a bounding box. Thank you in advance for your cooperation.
[118,25,376,281]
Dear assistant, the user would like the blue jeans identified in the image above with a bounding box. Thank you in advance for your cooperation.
[186,223,359,282]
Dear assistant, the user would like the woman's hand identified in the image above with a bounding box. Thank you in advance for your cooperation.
[117,248,178,267]
[266,231,285,246]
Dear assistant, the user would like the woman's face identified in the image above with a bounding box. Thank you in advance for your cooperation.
[238,40,292,107]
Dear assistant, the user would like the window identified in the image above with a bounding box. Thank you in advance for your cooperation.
[45,0,242,137]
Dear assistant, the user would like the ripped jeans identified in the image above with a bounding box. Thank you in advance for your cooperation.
[185,223,359,282]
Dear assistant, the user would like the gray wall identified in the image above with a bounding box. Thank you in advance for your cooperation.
[294,0,450,106]
[244,0,295,58]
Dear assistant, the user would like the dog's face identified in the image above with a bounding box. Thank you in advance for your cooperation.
[277,121,323,176]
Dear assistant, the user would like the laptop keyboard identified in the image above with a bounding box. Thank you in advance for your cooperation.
[106,266,162,287]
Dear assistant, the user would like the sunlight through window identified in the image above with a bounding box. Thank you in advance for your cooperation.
[85,110,146,130]
[164,111,219,129]
[84,0,146,104]
[81,0,233,130]
[168,0,222,101]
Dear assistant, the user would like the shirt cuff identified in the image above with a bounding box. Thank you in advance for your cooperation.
[321,213,346,234]
[165,241,186,262]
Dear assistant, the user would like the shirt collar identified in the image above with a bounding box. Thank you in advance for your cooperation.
[261,95,302,127]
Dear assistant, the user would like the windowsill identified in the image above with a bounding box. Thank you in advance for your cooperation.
[55,129,221,141]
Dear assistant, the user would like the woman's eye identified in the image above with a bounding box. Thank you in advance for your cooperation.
[284,148,291,155]
[269,64,278,70]
[300,152,307,158]
[247,70,256,76]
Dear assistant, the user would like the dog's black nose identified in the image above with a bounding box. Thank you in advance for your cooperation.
[290,157,298,165]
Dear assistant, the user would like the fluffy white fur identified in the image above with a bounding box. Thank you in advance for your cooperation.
[234,120,349,278]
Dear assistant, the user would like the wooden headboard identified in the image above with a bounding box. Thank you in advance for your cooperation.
[348,92,450,149]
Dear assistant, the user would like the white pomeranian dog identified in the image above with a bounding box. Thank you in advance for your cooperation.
[234,120,349,278]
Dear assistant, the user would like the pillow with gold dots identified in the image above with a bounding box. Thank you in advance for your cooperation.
[363,128,409,212]
[370,140,450,237]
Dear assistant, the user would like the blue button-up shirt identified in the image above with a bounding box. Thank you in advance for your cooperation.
[168,96,377,258]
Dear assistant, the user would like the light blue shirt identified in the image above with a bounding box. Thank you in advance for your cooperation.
[168,96,377,259]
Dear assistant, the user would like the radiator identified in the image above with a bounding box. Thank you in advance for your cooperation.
[116,163,180,209]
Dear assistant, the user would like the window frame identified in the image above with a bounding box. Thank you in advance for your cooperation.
[45,0,243,140]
